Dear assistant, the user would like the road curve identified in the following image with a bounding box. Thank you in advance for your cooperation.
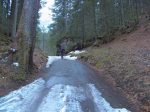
[0,60,135,112]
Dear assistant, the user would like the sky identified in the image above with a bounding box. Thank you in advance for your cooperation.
[39,0,55,30]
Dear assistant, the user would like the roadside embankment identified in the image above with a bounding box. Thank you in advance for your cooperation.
[78,18,150,112]
[0,34,47,96]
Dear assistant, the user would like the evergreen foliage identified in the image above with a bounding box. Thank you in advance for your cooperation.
[50,0,150,46]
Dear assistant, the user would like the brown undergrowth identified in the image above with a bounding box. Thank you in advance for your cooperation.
[0,35,47,96]
[79,16,150,112]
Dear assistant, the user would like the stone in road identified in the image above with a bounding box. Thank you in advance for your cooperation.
[0,60,132,112]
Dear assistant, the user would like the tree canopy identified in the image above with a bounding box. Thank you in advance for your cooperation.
[50,0,150,47]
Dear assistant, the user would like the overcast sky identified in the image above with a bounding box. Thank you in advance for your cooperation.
[39,0,55,30]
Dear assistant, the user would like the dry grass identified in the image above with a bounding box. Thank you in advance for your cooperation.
[79,19,150,112]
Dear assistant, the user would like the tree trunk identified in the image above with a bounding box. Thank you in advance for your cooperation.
[91,0,97,41]
[81,1,85,48]
[28,0,40,71]
[0,0,3,27]
[11,0,19,41]
[16,0,37,78]
[120,0,124,26]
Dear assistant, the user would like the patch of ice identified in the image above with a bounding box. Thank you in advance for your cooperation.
[69,50,85,55]
[0,78,131,112]
[46,56,60,68]
[0,78,45,112]
[88,84,131,112]
[46,55,77,68]
[46,50,84,68]
[37,84,85,112]
[60,105,67,112]
[64,55,77,60]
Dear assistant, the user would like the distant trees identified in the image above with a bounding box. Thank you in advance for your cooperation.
[0,0,24,37]
[50,0,150,47]
[0,0,11,35]
[0,0,150,77]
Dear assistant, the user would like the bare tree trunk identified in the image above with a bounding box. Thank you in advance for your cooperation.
[11,0,19,41]
[28,0,40,71]
[29,0,40,71]
[101,0,108,33]
[81,1,85,48]
[0,1,4,33]
[16,0,36,78]
[91,0,97,41]
[120,0,125,26]
[82,10,85,48]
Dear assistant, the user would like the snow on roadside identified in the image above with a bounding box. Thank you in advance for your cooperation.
[46,55,77,68]
[46,56,60,68]
[46,50,85,68]
[0,78,45,112]
[64,55,77,60]
[69,50,85,55]
[88,84,131,112]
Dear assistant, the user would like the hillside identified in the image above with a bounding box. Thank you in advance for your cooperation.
[0,34,47,96]
[79,16,150,112]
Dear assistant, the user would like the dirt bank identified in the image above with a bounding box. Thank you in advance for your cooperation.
[0,44,47,96]
[79,17,150,112]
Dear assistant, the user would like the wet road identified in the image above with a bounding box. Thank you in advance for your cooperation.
[0,60,132,112]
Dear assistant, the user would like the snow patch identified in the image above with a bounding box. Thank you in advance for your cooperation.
[69,50,85,55]
[64,55,77,60]
[37,84,85,112]
[0,78,45,112]
[46,50,85,68]
[0,80,131,112]
[13,62,19,67]
[46,56,60,68]
[88,84,131,112]
[46,55,77,68]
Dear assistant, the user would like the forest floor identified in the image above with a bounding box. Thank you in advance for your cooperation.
[0,36,47,97]
[78,16,150,112]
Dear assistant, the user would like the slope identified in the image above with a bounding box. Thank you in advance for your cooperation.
[79,15,150,112]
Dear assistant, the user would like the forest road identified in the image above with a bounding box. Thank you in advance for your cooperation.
[0,60,137,112]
